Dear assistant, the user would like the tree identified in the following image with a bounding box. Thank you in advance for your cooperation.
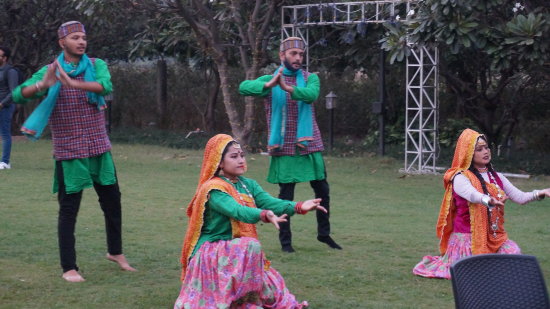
[173,0,282,146]
[379,0,550,145]
[79,0,282,145]
[125,4,221,132]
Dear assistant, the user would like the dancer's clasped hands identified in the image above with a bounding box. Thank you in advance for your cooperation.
[263,67,293,93]
[56,61,75,87]
[264,70,282,89]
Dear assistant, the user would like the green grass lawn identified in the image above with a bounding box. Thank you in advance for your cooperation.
[1,139,549,308]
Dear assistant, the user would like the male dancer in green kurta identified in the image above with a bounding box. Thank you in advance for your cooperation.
[13,21,135,282]
[239,37,342,253]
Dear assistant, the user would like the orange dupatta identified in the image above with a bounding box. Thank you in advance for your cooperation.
[179,134,259,280]
[436,129,508,255]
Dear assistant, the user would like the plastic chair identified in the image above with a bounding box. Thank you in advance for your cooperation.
[450,254,550,309]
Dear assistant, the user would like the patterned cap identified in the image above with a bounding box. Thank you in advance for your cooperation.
[280,37,305,51]
[57,21,86,39]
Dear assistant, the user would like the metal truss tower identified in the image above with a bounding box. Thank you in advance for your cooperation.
[405,46,438,173]
[281,1,439,174]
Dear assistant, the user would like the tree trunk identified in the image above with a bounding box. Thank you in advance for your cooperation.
[475,99,501,147]
[217,60,249,145]
[241,61,261,145]
[203,66,220,132]
[174,0,281,148]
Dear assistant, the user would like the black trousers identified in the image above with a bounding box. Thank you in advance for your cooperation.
[278,178,331,247]
[56,161,123,272]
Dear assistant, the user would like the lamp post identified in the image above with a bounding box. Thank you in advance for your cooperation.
[325,91,337,151]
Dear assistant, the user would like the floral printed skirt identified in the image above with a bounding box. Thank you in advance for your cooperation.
[412,232,521,279]
[174,237,308,309]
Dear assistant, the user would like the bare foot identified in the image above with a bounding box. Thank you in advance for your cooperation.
[62,269,85,282]
[106,253,137,271]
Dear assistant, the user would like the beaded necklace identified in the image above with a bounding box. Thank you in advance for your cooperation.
[484,171,505,238]
[477,166,488,173]
[486,171,504,199]
[220,176,256,208]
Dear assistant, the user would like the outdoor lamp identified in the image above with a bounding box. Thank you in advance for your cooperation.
[325,91,337,109]
[325,91,337,151]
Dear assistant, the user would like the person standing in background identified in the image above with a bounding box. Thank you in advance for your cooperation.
[0,46,18,169]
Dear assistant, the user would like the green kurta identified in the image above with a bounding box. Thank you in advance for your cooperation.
[52,152,117,194]
[239,74,320,103]
[267,151,326,184]
[193,176,297,256]
[239,73,326,184]
[13,58,115,194]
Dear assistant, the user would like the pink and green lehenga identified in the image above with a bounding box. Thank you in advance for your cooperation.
[174,237,307,309]
[413,232,520,279]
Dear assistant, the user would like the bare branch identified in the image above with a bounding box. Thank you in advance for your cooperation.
[258,1,278,40]
[175,0,212,39]
[229,0,249,69]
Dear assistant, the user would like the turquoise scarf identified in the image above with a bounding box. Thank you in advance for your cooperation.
[21,52,106,140]
[269,67,313,150]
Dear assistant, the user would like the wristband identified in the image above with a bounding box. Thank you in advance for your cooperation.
[533,190,544,201]
[260,210,270,223]
[295,202,307,215]
[481,195,491,207]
